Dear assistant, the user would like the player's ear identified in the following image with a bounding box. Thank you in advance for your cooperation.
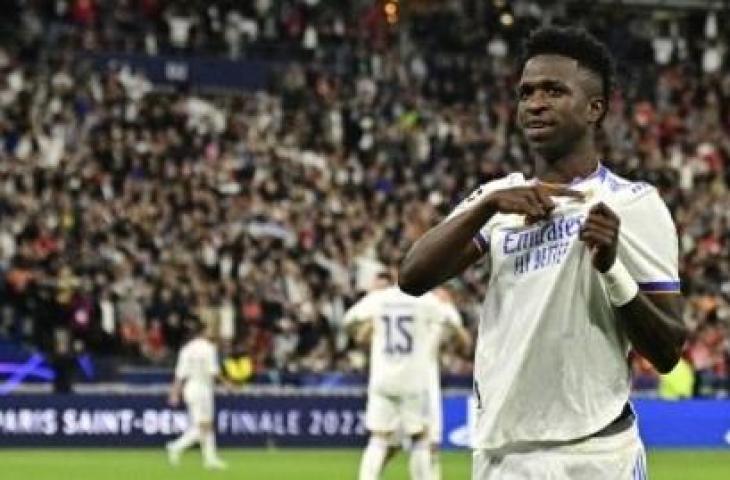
[587,96,605,125]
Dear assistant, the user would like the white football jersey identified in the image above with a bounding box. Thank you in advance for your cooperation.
[344,286,455,395]
[174,337,220,396]
[451,165,680,450]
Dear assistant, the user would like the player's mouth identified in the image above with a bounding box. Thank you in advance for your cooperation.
[524,120,556,137]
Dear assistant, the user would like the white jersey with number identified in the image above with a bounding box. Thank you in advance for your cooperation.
[175,337,220,399]
[344,286,452,395]
[451,165,680,450]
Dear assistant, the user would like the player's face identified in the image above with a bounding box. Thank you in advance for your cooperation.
[516,55,595,160]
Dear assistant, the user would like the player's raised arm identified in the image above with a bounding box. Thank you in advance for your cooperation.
[398,184,583,296]
[580,200,688,373]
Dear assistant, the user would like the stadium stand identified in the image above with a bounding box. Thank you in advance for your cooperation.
[0,0,727,398]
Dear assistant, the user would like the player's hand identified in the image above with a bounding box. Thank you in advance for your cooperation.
[168,392,180,407]
[579,202,619,273]
[484,184,584,223]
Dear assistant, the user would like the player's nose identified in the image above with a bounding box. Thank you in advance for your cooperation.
[525,93,549,113]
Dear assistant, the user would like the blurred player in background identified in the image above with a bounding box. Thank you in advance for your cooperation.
[166,317,230,470]
[400,26,687,479]
[345,271,470,480]
[382,285,472,480]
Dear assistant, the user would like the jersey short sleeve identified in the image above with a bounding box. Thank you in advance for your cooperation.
[447,173,525,256]
[208,344,220,377]
[343,292,379,327]
[616,188,680,293]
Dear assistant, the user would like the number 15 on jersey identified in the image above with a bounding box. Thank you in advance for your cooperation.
[383,314,413,355]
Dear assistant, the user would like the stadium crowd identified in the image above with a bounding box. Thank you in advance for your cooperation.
[0,0,728,396]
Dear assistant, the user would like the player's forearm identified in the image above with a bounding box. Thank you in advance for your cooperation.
[399,203,494,296]
[616,294,688,374]
[354,322,373,347]
[456,328,473,357]
[170,379,183,395]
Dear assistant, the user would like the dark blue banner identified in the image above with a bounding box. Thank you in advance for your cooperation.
[0,393,366,447]
[1,394,729,448]
[635,399,730,448]
[439,396,730,449]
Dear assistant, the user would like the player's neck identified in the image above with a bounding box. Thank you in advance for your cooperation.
[533,142,599,185]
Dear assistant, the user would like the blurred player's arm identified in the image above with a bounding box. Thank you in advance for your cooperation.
[450,323,472,357]
[343,295,375,348]
[168,378,183,407]
[399,185,583,295]
[208,345,237,392]
[347,319,374,348]
[580,201,687,374]
[439,321,472,358]
[169,348,189,406]
[215,373,238,393]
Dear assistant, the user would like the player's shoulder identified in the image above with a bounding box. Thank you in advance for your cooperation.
[416,291,441,306]
[355,286,396,309]
[187,337,213,350]
[450,172,526,218]
[598,167,676,234]
[598,166,663,209]
[178,340,194,356]
[462,172,526,204]
[367,287,394,301]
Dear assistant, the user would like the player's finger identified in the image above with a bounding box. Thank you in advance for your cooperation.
[583,216,618,232]
[580,230,614,246]
[589,202,619,221]
[581,220,617,238]
[539,184,585,200]
[524,190,548,217]
[507,198,542,217]
[533,187,556,212]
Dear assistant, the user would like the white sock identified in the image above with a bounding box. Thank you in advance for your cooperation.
[359,436,389,480]
[430,450,441,480]
[169,426,199,452]
[409,438,431,480]
[201,430,219,463]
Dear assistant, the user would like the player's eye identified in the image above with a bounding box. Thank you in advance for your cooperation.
[547,87,564,97]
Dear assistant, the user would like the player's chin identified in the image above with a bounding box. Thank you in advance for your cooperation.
[525,136,565,158]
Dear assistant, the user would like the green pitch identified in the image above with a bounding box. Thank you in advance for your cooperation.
[0,448,728,479]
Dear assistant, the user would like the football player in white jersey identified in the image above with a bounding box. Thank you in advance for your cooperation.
[345,272,468,480]
[166,317,230,469]
[399,26,687,480]
[381,285,472,480]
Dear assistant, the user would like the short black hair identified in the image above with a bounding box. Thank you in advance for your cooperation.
[522,26,615,106]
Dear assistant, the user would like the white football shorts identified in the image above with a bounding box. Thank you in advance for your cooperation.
[183,390,214,424]
[472,422,647,480]
[366,389,430,436]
